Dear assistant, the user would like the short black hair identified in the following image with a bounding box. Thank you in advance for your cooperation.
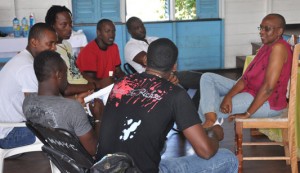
[126,16,142,30]
[97,19,113,31]
[147,38,178,72]
[28,23,55,42]
[45,5,72,26]
[34,50,65,82]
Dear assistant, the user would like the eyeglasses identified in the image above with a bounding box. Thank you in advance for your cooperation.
[258,26,281,32]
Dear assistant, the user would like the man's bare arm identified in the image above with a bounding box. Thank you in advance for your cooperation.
[133,51,147,67]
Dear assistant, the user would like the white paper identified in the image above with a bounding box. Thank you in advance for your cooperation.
[84,84,114,116]
[84,84,114,105]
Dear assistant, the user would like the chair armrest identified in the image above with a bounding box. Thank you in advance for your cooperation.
[0,122,26,127]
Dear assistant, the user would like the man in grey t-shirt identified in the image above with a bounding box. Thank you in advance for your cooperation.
[23,50,103,156]
[23,94,91,137]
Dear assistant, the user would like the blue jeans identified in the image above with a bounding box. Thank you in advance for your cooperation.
[0,127,36,149]
[159,148,238,173]
[198,73,284,122]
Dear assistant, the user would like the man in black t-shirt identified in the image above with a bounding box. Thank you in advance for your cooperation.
[97,38,238,173]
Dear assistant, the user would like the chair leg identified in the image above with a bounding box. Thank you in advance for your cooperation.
[290,154,298,173]
[50,160,61,173]
[235,122,243,173]
[288,128,298,173]
[282,129,290,165]
[0,159,3,173]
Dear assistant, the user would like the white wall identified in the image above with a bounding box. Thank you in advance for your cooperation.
[0,0,72,26]
[0,1,16,26]
[224,0,300,68]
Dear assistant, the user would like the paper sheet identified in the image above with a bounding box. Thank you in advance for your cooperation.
[84,84,114,105]
[84,84,114,116]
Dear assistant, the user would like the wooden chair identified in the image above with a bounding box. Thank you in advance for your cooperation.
[235,43,300,173]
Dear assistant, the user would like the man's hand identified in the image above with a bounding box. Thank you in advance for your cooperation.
[89,98,104,121]
[220,95,232,114]
[115,66,126,79]
[75,90,93,106]
[168,72,179,85]
[142,55,147,67]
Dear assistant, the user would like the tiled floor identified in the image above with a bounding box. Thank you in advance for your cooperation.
[3,68,299,173]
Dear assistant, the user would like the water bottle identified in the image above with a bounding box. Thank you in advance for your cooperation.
[288,35,295,46]
[21,17,29,37]
[12,17,21,37]
[29,13,35,28]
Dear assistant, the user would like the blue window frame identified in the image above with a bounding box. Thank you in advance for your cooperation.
[72,0,219,24]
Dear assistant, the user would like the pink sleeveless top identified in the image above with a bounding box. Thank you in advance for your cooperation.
[242,38,292,110]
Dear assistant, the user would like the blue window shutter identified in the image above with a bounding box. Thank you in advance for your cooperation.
[100,0,120,22]
[72,0,100,23]
[196,0,219,19]
[72,0,120,24]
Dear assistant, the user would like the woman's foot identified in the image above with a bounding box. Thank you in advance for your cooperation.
[202,120,215,128]
[202,112,217,128]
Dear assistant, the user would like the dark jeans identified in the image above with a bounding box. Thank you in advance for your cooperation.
[0,127,36,149]
[176,71,202,89]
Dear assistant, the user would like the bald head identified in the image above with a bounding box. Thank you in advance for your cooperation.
[264,13,286,31]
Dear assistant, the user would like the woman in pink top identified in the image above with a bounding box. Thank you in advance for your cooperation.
[199,13,293,128]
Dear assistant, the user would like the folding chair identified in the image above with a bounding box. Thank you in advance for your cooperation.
[123,63,137,75]
[234,44,300,173]
[26,121,94,173]
[42,145,85,173]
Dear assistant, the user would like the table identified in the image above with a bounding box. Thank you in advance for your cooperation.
[0,30,87,59]
[244,55,300,158]
[0,37,27,59]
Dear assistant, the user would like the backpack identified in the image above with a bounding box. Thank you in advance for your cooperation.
[90,152,142,173]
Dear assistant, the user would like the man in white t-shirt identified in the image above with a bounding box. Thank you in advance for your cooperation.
[125,17,158,74]
[0,23,57,149]
[125,16,201,90]
[125,17,180,85]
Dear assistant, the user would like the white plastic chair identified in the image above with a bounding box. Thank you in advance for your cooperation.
[0,122,43,173]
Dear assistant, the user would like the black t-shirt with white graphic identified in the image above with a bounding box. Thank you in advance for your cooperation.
[97,72,201,173]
